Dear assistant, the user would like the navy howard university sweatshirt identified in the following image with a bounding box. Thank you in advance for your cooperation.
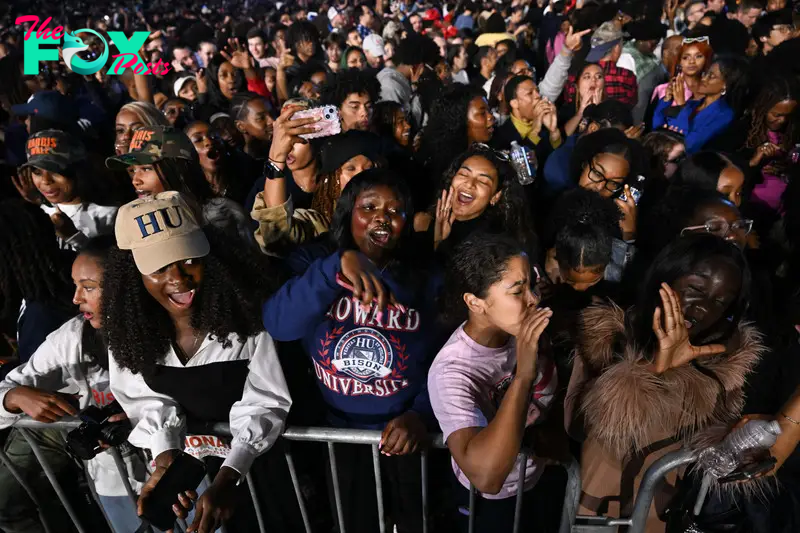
[262,249,437,429]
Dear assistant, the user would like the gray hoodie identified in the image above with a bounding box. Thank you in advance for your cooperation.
[377,67,424,130]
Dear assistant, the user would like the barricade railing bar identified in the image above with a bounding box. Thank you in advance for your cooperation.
[5,417,694,533]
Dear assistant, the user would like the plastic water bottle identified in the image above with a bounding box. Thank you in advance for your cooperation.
[509,141,536,186]
[698,419,782,478]
[692,419,781,515]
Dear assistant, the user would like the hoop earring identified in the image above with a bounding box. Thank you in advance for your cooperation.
[721,87,727,96]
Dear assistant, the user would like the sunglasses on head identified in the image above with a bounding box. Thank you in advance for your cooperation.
[683,36,710,44]
[472,142,511,162]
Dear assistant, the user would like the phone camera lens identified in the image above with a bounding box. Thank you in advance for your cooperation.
[325,114,330,120]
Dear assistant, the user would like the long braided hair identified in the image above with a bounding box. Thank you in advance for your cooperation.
[746,76,800,152]
[0,200,73,320]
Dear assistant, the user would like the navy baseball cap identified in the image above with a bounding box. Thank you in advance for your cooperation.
[11,91,79,123]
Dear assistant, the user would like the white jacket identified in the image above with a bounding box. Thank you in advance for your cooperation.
[0,316,145,496]
[109,330,292,477]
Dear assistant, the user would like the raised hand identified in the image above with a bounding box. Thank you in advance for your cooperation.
[578,83,594,112]
[515,307,553,381]
[221,38,253,71]
[278,49,296,70]
[195,68,208,94]
[672,73,686,106]
[664,80,674,102]
[269,104,319,164]
[651,283,726,373]
[614,185,638,240]
[11,168,41,205]
[434,186,456,249]
[564,25,592,52]
[541,103,558,133]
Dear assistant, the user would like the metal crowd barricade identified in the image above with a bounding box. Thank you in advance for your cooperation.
[5,417,693,533]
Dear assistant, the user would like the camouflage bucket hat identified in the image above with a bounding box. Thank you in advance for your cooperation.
[21,129,87,174]
[105,125,196,170]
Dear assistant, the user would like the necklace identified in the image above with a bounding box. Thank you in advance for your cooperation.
[176,331,203,364]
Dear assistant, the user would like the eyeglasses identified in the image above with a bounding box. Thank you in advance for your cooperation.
[683,36,710,44]
[680,218,753,239]
[586,159,625,193]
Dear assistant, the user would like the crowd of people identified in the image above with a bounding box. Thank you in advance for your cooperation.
[0,0,800,532]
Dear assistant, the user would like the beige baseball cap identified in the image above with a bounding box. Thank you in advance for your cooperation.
[115,191,210,275]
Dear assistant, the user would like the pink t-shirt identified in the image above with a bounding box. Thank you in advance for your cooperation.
[752,131,788,213]
[428,324,558,499]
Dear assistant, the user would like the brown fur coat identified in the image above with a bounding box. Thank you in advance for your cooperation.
[575,302,765,461]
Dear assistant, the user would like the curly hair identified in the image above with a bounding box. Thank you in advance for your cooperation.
[102,227,285,375]
[436,146,537,257]
[440,232,527,328]
[321,68,379,109]
[78,236,116,370]
[745,76,799,152]
[419,84,487,184]
[394,33,439,67]
[548,188,622,271]
[0,200,73,320]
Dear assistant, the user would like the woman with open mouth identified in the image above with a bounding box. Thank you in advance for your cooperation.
[103,191,296,533]
[185,120,256,207]
[251,103,382,256]
[263,169,440,533]
[565,234,766,533]
[107,124,255,248]
[415,145,536,259]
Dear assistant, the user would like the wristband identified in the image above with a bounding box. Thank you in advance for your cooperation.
[264,160,287,180]
[781,412,800,426]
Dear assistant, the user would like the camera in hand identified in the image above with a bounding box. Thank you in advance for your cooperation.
[66,402,131,460]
